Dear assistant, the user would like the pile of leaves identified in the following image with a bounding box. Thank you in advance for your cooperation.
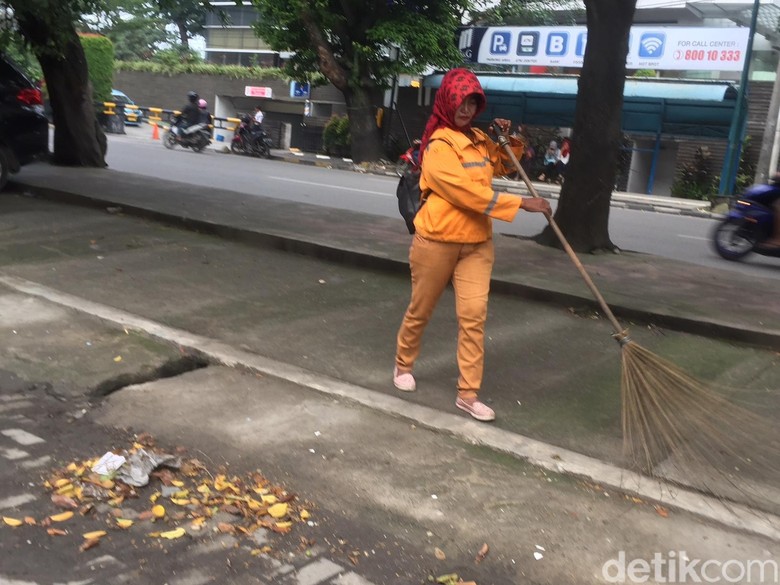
[2,434,312,554]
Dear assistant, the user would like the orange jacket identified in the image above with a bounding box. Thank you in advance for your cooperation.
[415,127,524,243]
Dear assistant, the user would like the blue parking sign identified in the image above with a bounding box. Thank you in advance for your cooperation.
[490,31,512,55]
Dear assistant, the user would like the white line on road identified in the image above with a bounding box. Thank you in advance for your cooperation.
[0,493,36,510]
[678,235,709,241]
[0,447,29,460]
[267,176,391,197]
[2,428,45,445]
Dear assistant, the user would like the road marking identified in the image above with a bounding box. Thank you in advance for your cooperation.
[0,493,36,510]
[1,447,29,460]
[678,234,708,241]
[266,176,390,197]
[21,455,52,469]
[293,558,344,585]
[332,573,377,585]
[2,428,45,445]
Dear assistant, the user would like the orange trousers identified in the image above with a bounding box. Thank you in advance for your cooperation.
[395,234,495,398]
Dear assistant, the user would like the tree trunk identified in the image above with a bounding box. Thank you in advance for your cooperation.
[345,88,384,164]
[177,21,190,48]
[537,0,636,252]
[14,7,107,167]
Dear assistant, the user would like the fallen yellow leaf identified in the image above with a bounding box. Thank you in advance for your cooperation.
[299,510,310,520]
[150,493,160,503]
[260,494,278,505]
[116,519,133,529]
[275,521,292,529]
[171,480,184,487]
[159,527,186,539]
[55,484,75,496]
[152,505,166,518]
[113,355,122,362]
[83,530,107,540]
[24,517,36,525]
[49,511,74,522]
[196,484,211,495]
[53,478,71,488]
[267,503,288,519]
[247,499,264,512]
[3,516,23,527]
[47,528,68,536]
[170,498,190,506]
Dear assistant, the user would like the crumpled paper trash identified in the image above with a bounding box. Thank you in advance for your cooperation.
[115,449,181,487]
[91,452,127,475]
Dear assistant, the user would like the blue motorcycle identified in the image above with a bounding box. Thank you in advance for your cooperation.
[712,182,780,261]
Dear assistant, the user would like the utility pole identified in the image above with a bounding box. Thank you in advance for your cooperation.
[718,0,760,195]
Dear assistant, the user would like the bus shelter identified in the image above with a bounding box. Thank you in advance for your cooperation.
[423,74,742,195]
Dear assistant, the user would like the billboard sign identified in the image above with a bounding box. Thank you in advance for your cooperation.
[458,26,749,71]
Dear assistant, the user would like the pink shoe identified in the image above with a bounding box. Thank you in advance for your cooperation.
[455,397,495,422]
[393,367,416,392]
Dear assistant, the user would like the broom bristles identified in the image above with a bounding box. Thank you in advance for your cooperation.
[621,340,780,507]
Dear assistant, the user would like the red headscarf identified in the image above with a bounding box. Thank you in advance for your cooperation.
[419,68,486,163]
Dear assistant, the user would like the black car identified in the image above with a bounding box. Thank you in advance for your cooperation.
[0,55,48,190]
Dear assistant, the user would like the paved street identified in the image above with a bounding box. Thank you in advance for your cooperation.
[0,154,778,583]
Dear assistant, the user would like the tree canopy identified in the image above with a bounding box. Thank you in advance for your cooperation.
[249,0,470,162]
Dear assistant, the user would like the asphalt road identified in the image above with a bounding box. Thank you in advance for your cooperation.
[103,129,780,280]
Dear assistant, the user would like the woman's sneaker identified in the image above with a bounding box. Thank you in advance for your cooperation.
[393,367,416,392]
[455,397,495,422]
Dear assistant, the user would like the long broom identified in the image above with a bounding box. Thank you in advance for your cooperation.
[493,130,779,498]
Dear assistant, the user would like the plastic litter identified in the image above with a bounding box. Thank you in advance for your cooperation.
[115,449,181,487]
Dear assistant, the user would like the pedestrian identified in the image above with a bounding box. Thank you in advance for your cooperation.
[393,68,551,422]
[555,137,571,184]
[538,140,560,183]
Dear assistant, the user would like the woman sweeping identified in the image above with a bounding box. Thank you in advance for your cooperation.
[393,68,551,422]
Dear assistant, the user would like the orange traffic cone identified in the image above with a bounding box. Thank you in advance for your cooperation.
[152,123,159,140]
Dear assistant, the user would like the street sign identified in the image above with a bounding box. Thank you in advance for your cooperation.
[458,26,750,71]
[245,86,273,98]
[290,81,311,98]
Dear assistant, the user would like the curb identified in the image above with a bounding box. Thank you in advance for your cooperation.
[3,273,778,543]
[267,152,714,218]
[14,180,777,351]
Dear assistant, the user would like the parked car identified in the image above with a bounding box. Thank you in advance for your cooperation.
[111,89,143,125]
[0,55,48,191]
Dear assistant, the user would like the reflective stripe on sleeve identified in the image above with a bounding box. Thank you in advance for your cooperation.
[484,190,499,215]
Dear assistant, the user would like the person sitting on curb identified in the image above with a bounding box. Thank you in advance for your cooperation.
[538,140,560,183]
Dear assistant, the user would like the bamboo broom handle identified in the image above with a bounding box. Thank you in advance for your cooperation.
[494,133,627,341]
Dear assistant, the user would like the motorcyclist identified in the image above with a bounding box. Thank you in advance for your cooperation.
[763,172,780,248]
[179,91,201,129]
[198,98,212,127]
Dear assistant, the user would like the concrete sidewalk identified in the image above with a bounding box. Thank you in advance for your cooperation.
[0,171,779,566]
[11,163,779,349]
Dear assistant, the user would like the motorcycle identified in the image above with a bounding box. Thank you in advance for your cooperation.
[231,115,272,159]
[712,181,780,261]
[395,140,421,177]
[163,114,210,152]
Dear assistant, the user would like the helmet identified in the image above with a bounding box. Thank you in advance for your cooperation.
[198,99,207,109]
[187,91,198,103]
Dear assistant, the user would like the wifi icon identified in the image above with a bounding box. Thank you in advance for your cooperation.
[638,33,665,58]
